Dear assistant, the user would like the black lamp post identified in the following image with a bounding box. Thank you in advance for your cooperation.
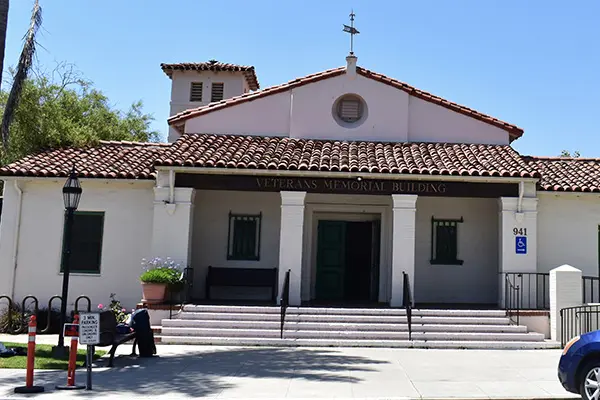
[52,165,82,357]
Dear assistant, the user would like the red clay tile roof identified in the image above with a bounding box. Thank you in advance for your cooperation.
[167,66,523,142]
[0,140,170,179]
[525,156,600,192]
[10,134,600,193]
[155,134,539,178]
[161,61,259,91]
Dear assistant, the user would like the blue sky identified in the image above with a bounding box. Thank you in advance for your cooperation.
[3,0,599,156]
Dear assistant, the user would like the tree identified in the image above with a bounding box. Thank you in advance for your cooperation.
[0,62,160,164]
[1,0,41,151]
[0,0,9,93]
[560,150,581,158]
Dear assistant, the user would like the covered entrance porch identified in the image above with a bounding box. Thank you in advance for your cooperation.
[149,168,539,310]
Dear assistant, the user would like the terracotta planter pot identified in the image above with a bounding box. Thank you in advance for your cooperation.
[141,282,167,304]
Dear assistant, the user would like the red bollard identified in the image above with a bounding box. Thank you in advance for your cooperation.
[56,314,85,390]
[14,316,44,393]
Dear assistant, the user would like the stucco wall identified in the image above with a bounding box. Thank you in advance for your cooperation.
[538,192,600,276]
[190,190,281,299]
[184,91,291,136]
[169,70,246,117]
[180,69,510,145]
[414,196,499,304]
[4,179,154,310]
[408,96,509,145]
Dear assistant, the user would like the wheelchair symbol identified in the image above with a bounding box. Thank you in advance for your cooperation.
[515,236,527,254]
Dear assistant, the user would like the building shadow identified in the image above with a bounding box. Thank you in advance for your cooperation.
[1,346,390,398]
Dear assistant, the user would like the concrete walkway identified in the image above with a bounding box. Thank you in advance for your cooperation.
[0,337,578,399]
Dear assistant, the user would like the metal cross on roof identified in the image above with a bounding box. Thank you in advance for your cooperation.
[343,10,360,55]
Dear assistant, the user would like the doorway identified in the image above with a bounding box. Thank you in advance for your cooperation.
[315,219,380,303]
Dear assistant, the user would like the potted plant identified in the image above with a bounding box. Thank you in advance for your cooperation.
[140,257,183,303]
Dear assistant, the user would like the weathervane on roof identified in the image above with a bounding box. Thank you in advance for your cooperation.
[343,10,359,55]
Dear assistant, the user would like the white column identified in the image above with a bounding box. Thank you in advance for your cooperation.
[150,187,195,267]
[390,194,418,307]
[498,196,538,306]
[278,191,306,306]
[550,265,582,342]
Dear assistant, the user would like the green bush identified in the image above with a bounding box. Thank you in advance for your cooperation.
[139,257,183,285]
[140,267,181,284]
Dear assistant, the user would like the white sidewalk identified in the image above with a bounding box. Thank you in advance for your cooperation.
[0,340,578,399]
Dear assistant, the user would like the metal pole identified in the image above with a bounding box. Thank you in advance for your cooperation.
[53,208,74,357]
[86,345,92,390]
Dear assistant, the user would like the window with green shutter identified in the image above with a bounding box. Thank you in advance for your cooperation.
[430,216,463,265]
[227,212,261,261]
[60,211,105,274]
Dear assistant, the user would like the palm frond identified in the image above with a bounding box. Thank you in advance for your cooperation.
[1,0,42,151]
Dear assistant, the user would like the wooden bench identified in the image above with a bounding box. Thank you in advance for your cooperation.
[94,310,137,367]
[205,266,278,302]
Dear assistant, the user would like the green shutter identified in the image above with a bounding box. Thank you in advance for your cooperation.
[61,211,104,274]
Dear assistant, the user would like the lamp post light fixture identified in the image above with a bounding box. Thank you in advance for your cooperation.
[52,165,82,358]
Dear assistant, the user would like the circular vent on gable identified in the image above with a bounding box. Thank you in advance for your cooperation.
[333,94,367,127]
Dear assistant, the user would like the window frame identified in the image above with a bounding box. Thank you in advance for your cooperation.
[189,82,204,102]
[227,212,262,261]
[211,82,224,102]
[60,211,105,275]
[430,216,464,266]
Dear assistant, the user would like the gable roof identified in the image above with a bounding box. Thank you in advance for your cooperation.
[167,66,524,142]
[161,61,259,91]
[155,134,539,178]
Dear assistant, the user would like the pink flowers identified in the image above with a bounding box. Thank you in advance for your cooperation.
[121,308,126,313]
[97,303,103,309]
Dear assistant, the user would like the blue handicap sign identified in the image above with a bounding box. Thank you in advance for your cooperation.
[515,236,527,254]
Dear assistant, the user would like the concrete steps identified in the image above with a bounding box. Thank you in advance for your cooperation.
[157,305,559,349]
[162,319,529,333]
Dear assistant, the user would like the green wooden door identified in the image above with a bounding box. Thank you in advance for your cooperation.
[316,220,346,301]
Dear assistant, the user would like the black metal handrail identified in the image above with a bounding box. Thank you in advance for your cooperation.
[280,269,291,339]
[560,304,600,347]
[504,272,549,313]
[583,276,600,304]
[402,272,413,341]
[168,266,194,319]
[504,274,521,325]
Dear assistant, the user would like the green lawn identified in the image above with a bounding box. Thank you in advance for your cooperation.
[0,342,106,370]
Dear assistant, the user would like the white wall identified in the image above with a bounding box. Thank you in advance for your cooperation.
[6,179,154,311]
[414,197,499,304]
[180,69,511,145]
[538,193,600,276]
[169,70,246,117]
[408,96,509,145]
[190,190,281,299]
[289,74,410,142]
[184,91,291,136]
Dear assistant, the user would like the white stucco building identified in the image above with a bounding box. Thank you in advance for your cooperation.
[1,55,598,312]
